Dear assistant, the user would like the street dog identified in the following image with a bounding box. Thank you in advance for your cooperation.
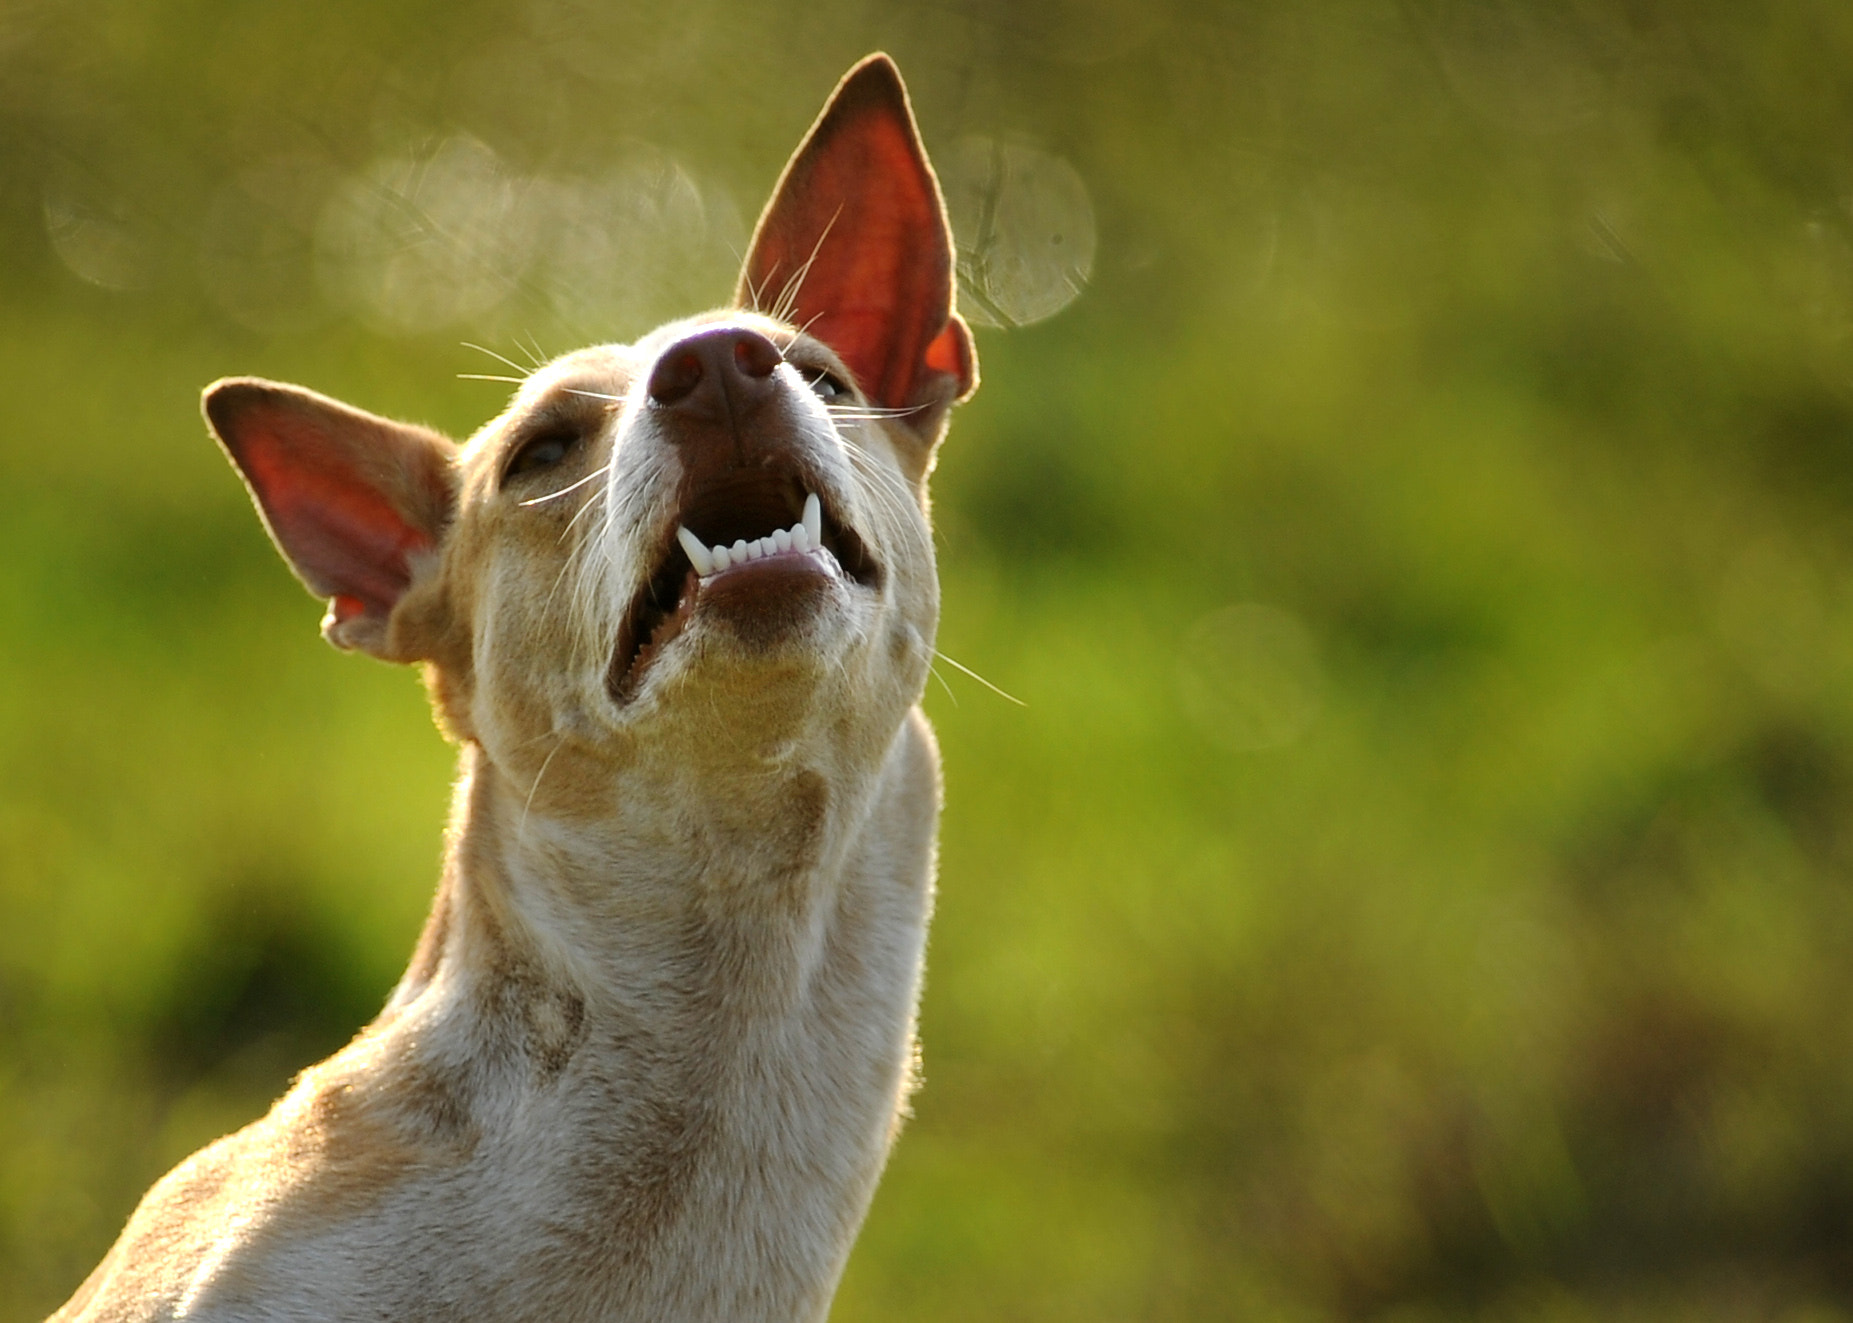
[53,52,976,1322]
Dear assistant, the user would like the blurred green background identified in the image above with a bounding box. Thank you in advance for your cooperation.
[8,0,1853,1317]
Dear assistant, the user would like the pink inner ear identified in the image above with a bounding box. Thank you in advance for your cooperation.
[740,56,967,415]
[234,414,433,620]
[924,319,972,384]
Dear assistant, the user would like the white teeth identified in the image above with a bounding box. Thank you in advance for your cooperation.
[677,493,828,577]
[676,526,714,576]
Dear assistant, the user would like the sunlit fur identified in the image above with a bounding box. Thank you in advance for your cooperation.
[53,55,974,1323]
[54,313,950,1323]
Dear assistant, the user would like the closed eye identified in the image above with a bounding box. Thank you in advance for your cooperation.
[504,430,581,484]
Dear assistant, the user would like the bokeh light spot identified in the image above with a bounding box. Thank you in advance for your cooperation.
[944,137,1096,329]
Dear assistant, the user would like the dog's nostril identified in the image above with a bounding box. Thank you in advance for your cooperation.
[649,328,784,412]
[649,350,705,406]
[733,333,781,379]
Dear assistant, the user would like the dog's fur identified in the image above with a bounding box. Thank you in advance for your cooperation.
[53,54,976,1322]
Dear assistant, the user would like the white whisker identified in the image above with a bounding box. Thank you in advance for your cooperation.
[844,443,920,512]
[926,660,958,707]
[827,406,920,421]
[793,309,829,343]
[521,461,612,508]
[932,650,1026,707]
[461,342,533,377]
[517,735,568,847]
[771,207,844,324]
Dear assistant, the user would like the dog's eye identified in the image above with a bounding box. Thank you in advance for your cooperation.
[806,370,849,401]
[505,431,578,482]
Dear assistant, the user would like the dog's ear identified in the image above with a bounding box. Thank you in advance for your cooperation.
[736,53,977,445]
[203,377,459,660]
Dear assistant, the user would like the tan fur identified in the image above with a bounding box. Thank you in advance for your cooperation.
[54,55,973,1323]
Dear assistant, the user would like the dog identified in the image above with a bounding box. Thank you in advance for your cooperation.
[52,53,976,1322]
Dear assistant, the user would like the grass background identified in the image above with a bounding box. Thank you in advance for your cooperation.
[9,0,1853,1317]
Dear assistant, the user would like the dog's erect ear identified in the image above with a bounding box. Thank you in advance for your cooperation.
[204,377,459,659]
[736,53,977,441]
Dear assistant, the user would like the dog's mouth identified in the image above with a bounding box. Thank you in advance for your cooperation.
[608,467,879,703]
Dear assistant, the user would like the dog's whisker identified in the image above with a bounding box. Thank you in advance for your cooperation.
[827,401,918,417]
[516,734,569,848]
[557,483,610,547]
[538,546,582,620]
[792,310,832,352]
[931,649,1026,706]
[461,341,534,378]
[925,659,959,707]
[562,485,606,534]
[771,208,842,325]
[521,461,613,508]
[741,264,771,316]
[565,388,625,403]
[459,373,526,385]
[844,443,920,514]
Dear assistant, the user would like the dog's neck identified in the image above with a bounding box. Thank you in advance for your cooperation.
[366,709,937,1316]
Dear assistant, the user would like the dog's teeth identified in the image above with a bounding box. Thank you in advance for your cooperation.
[774,527,792,552]
[731,539,750,563]
[711,543,732,571]
[792,522,813,553]
[758,536,776,558]
[677,526,715,576]
[802,492,822,546]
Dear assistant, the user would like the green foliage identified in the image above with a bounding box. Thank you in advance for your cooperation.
[9,1,1853,1317]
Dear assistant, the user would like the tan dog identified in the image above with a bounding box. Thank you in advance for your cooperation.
[53,53,976,1322]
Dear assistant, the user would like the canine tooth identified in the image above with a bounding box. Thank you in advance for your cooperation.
[774,527,792,552]
[802,492,822,546]
[676,526,714,576]
[792,523,812,552]
[711,543,732,571]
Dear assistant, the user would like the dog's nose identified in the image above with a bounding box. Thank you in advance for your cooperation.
[647,327,783,415]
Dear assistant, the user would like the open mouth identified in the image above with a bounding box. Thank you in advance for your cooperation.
[608,468,879,703]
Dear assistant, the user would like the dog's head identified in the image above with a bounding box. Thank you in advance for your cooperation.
[204,56,976,796]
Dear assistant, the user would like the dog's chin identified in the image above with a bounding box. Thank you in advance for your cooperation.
[607,553,847,705]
